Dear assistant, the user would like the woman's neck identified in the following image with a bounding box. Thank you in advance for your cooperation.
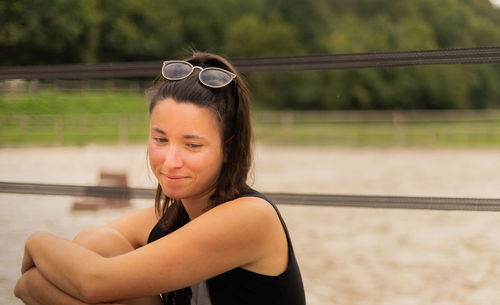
[181,191,213,220]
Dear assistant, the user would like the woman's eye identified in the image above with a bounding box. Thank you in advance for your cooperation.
[153,137,167,143]
[187,143,202,149]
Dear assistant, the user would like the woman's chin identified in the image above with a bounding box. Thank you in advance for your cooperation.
[162,190,185,200]
[157,184,181,198]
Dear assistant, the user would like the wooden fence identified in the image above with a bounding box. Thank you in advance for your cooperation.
[1,110,500,147]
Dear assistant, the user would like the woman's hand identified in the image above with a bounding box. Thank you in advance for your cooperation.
[21,240,35,274]
[14,269,30,301]
[21,231,52,273]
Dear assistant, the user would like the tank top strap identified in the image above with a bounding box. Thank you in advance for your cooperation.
[239,189,294,250]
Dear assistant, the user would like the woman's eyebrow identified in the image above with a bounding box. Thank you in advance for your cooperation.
[152,128,206,140]
[184,134,206,140]
[151,127,166,135]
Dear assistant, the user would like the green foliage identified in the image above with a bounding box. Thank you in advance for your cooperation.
[225,14,305,57]
[0,91,148,114]
[0,0,101,64]
[2,0,500,109]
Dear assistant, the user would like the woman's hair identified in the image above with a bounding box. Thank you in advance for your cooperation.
[148,51,253,229]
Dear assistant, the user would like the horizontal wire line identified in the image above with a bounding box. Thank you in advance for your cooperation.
[1,182,500,212]
[2,48,500,211]
[1,47,500,80]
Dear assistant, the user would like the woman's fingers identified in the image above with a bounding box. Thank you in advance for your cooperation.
[21,247,34,274]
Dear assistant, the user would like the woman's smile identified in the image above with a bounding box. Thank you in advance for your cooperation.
[162,173,190,183]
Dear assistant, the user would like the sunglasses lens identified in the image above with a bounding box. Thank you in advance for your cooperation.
[199,68,236,88]
[162,62,193,80]
[162,61,235,88]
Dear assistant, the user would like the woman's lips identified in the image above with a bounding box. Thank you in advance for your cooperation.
[162,174,189,182]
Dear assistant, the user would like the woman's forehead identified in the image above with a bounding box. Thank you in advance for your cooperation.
[150,98,222,138]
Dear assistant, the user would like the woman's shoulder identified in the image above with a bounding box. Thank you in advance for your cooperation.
[218,190,277,221]
[204,191,285,246]
[216,191,288,276]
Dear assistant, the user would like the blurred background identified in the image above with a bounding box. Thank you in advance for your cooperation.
[2,0,500,304]
[2,0,500,146]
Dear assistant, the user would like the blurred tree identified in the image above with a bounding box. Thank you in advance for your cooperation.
[224,14,304,57]
[98,0,184,61]
[1,0,500,109]
[224,13,317,109]
[80,0,101,63]
[0,0,100,64]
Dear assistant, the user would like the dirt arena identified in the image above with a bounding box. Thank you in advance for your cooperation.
[2,144,500,305]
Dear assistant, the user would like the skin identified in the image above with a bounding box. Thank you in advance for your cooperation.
[15,227,163,305]
[16,97,288,304]
[147,98,225,219]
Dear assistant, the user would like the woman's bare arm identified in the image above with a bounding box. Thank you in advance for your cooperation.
[15,267,111,305]
[15,269,162,305]
[104,206,159,249]
[22,196,288,303]
[16,225,162,305]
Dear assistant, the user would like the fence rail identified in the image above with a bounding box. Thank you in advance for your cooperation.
[1,181,500,212]
[1,110,500,147]
[253,109,500,122]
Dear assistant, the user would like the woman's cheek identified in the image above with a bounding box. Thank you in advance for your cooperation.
[148,145,163,172]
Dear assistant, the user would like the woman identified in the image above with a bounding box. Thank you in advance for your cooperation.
[14,52,306,305]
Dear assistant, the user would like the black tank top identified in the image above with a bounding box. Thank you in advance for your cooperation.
[147,189,306,305]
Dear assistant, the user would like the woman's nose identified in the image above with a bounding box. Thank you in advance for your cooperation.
[163,145,183,169]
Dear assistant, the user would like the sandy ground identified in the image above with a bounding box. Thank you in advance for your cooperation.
[2,144,500,305]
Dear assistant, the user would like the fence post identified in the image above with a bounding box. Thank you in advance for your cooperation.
[119,116,128,144]
[129,81,140,94]
[392,110,402,146]
[280,111,294,142]
[80,115,88,144]
[20,115,27,142]
[55,117,63,145]
[80,80,90,95]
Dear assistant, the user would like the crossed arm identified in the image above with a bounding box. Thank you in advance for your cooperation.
[15,197,286,304]
[15,206,163,305]
[14,221,162,305]
[15,227,163,305]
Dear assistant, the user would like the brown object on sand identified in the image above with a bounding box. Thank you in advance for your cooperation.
[72,172,131,210]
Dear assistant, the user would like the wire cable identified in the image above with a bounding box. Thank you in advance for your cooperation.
[1,46,500,80]
[1,181,499,212]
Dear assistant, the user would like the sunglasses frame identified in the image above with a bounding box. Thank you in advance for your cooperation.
[162,60,236,88]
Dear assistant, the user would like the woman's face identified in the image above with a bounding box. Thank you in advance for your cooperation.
[148,97,224,201]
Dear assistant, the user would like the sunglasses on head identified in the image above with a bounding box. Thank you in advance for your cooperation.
[161,60,236,88]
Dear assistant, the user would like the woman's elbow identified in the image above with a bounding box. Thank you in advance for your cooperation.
[14,274,28,300]
[78,282,100,304]
[74,267,110,303]
[77,278,109,304]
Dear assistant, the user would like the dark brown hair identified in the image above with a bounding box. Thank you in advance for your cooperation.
[148,51,253,230]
